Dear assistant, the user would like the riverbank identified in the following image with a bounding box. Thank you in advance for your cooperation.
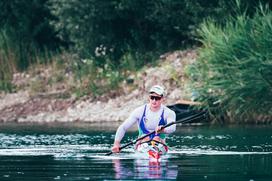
[0,50,197,123]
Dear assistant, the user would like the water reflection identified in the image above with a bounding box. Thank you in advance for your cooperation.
[113,158,178,180]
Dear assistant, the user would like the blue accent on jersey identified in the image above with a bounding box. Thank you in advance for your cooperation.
[138,105,166,139]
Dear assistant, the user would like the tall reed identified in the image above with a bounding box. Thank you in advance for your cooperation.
[0,28,57,93]
[0,30,16,92]
[189,4,272,122]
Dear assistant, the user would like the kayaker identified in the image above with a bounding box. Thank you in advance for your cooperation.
[111,85,176,153]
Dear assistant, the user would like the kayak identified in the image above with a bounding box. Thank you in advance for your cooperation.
[135,140,168,161]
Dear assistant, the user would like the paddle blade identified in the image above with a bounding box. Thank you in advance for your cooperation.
[105,151,113,156]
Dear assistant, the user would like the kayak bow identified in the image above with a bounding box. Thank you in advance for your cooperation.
[135,140,168,161]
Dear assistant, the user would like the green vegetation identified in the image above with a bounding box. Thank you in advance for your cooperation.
[0,29,14,92]
[189,4,272,122]
[0,0,62,92]
[0,0,271,123]
[49,0,232,62]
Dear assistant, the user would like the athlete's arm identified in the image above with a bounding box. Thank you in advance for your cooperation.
[112,115,137,153]
[114,107,142,142]
[162,108,176,134]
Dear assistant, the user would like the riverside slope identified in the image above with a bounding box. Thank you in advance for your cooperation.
[0,50,197,123]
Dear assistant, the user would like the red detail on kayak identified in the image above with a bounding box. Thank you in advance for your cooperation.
[164,145,168,152]
[148,150,160,160]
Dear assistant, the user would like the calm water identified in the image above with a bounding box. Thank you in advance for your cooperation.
[0,123,271,180]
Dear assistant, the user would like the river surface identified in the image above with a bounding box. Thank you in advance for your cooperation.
[0,122,271,180]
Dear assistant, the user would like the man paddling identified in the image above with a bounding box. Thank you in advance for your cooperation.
[111,85,176,153]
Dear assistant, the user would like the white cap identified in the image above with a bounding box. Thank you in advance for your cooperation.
[149,85,165,96]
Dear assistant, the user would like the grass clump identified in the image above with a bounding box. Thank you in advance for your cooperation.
[189,4,272,123]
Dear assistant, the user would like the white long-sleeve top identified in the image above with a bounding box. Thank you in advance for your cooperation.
[114,104,176,142]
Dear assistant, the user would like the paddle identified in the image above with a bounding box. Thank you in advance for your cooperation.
[105,111,207,156]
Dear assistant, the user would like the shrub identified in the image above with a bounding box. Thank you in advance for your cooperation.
[189,4,272,122]
[49,0,239,67]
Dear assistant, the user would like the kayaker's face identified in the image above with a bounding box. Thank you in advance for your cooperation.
[149,93,163,110]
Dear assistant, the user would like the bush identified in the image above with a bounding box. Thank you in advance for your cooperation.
[71,58,125,98]
[49,0,240,67]
[189,4,272,122]
[0,0,63,71]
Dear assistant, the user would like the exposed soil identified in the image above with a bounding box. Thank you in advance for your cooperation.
[0,50,198,123]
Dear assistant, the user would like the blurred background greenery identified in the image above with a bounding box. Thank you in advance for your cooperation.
[0,0,271,123]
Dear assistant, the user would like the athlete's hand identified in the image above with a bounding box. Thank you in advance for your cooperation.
[155,126,164,134]
[111,141,121,153]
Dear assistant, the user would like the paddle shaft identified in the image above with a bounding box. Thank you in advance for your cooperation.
[105,111,206,156]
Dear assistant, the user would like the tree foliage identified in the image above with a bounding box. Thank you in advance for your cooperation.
[1,0,271,70]
[49,0,232,67]
[0,0,62,70]
[1,0,271,99]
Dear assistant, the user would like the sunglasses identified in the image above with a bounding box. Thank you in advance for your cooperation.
[149,95,162,101]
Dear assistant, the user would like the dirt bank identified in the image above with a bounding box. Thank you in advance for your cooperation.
[0,50,197,123]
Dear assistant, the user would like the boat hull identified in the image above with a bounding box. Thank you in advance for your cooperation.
[135,140,168,161]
